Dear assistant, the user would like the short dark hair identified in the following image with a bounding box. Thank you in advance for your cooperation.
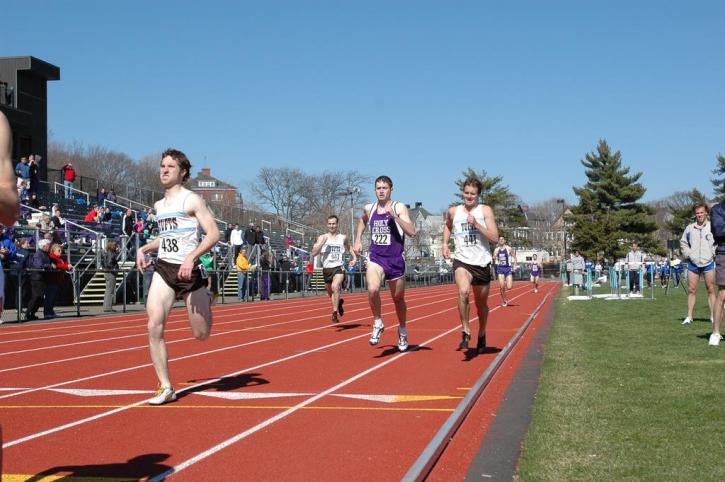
[375,175,393,188]
[161,148,191,182]
[463,177,483,195]
[327,214,339,222]
[694,202,709,213]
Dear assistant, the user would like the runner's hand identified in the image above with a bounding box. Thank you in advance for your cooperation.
[178,257,195,280]
[467,213,476,226]
[353,241,362,256]
[136,250,147,273]
[442,245,450,259]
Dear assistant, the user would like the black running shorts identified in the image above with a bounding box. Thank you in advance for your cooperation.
[322,266,345,284]
[453,259,492,286]
[154,258,208,300]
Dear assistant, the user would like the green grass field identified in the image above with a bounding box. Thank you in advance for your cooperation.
[517,283,725,481]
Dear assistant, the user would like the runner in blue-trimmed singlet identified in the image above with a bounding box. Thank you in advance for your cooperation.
[530,253,541,293]
[354,175,416,352]
[493,236,516,306]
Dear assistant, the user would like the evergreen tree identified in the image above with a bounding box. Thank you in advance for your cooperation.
[665,189,708,236]
[569,140,658,261]
[453,167,527,245]
[710,154,725,201]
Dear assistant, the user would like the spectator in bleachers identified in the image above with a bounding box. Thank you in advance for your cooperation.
[146,208,156,223]
[107,189,117,203]
[17,179,29,202]
[255,225,266,246]
[101,206,112,223]
[84,205,99,223]
[45,243,71,319]
[290,260,303,292]
[97,187,107,205]
[279,254,291,292]
[27,192,40,209]
[230,223,243,261]
[61,162,76,198]
[244,223,257,250]
[38,213,53,237]
[259,250,272,300]
[8,238,31,310]
[25,238,53,321]
[15,156,30,185]
[50,207,65,231]
[235,248,250,301]
[102,240,119,312]
[28,154,39,194]
[122,208,134,236]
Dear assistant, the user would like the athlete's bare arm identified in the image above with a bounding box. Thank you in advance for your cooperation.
[311,233,327,257]
[182,193,220,274]
[476,205,499,243]
[442,206,456,259]
[0,112,19,225]
[353,203,372,255]
[136,237,161,273]
[344,235,357,266]
[389,202,416,237]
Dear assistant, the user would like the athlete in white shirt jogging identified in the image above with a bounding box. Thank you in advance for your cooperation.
[136,149,220,405]
[311,214,357,322]
[443,178,499,354]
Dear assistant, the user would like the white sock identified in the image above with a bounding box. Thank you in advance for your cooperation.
[374,318,384,328]
[398,327,408,336]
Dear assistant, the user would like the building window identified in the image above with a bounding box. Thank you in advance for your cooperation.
[198,181,216,188]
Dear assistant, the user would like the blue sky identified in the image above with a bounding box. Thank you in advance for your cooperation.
[5,1,724,213]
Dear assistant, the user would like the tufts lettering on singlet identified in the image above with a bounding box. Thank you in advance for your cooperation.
[321,234,346,269]
[156,191,200,264]
[452,205,492,267]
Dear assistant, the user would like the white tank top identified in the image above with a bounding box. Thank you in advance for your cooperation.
[452,205,492,266]
[155,190,199,264]
[321,234,346,269]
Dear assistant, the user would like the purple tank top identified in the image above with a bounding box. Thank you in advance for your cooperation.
[368,202,405,260]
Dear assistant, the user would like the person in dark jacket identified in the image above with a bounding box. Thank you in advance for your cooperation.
[255,226,266,247]
[708,194,725,346]
[102,240,119,312]
[244,223,257,250]
[25,239,53,321]
[7,238,31,310]
[45,243,71,319]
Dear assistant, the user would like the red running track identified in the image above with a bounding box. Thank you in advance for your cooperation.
[0,281,558,481]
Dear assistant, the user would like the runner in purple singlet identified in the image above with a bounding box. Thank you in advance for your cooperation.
[493,236,516,306]
[354,176,416,352]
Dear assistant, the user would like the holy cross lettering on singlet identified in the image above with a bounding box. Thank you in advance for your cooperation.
[372,219,391,245]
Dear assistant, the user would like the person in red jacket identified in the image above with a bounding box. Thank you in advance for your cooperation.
[45,243,71,319]
[61,162,76,198]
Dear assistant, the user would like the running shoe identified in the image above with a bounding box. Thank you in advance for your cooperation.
[534,289,538,293]
[708,333,722,346]
[149,386,177,405]
[459,332,470,350]
[476,334,487,354]
[369,322,384,345]
[338,298,345,316]
[331,311,339,323]
[502,300,508,307]
[681,317,692,325]
[397,329,409,352]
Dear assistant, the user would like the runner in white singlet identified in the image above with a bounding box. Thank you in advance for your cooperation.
[136,149,220,405]
[311,214,357,323]
[0,112,20,320]
[443,178,499,354]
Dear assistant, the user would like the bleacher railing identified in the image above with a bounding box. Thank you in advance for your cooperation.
[53,182,90,205]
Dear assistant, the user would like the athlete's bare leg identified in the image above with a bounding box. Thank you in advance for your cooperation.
[146,273,177,388]
[327,273,345,312]
[388,277,407,329]
[472,283,491,337]
[498,274,508,304]
[704,270,716,320]
[366,262,386,320]
[455,267,473,334]
[183,286,213,340]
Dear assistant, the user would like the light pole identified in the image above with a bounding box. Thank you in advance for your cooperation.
[556,199,567,259]
[347,187,359,239]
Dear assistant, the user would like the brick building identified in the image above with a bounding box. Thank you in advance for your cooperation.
[189,168,239,205]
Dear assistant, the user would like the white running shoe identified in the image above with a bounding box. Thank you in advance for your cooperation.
[369,322,384,345]
[502,300,508,307]
[397,329,409,352]
[534,289,538,293]
[709,333,722,346]
[681,317,692,325]
[149,386,177,405]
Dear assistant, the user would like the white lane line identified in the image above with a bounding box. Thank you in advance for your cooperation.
[0,288,454,374]
[149,287,542,480]
[2,302,460,449]
[0,291,459,397]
